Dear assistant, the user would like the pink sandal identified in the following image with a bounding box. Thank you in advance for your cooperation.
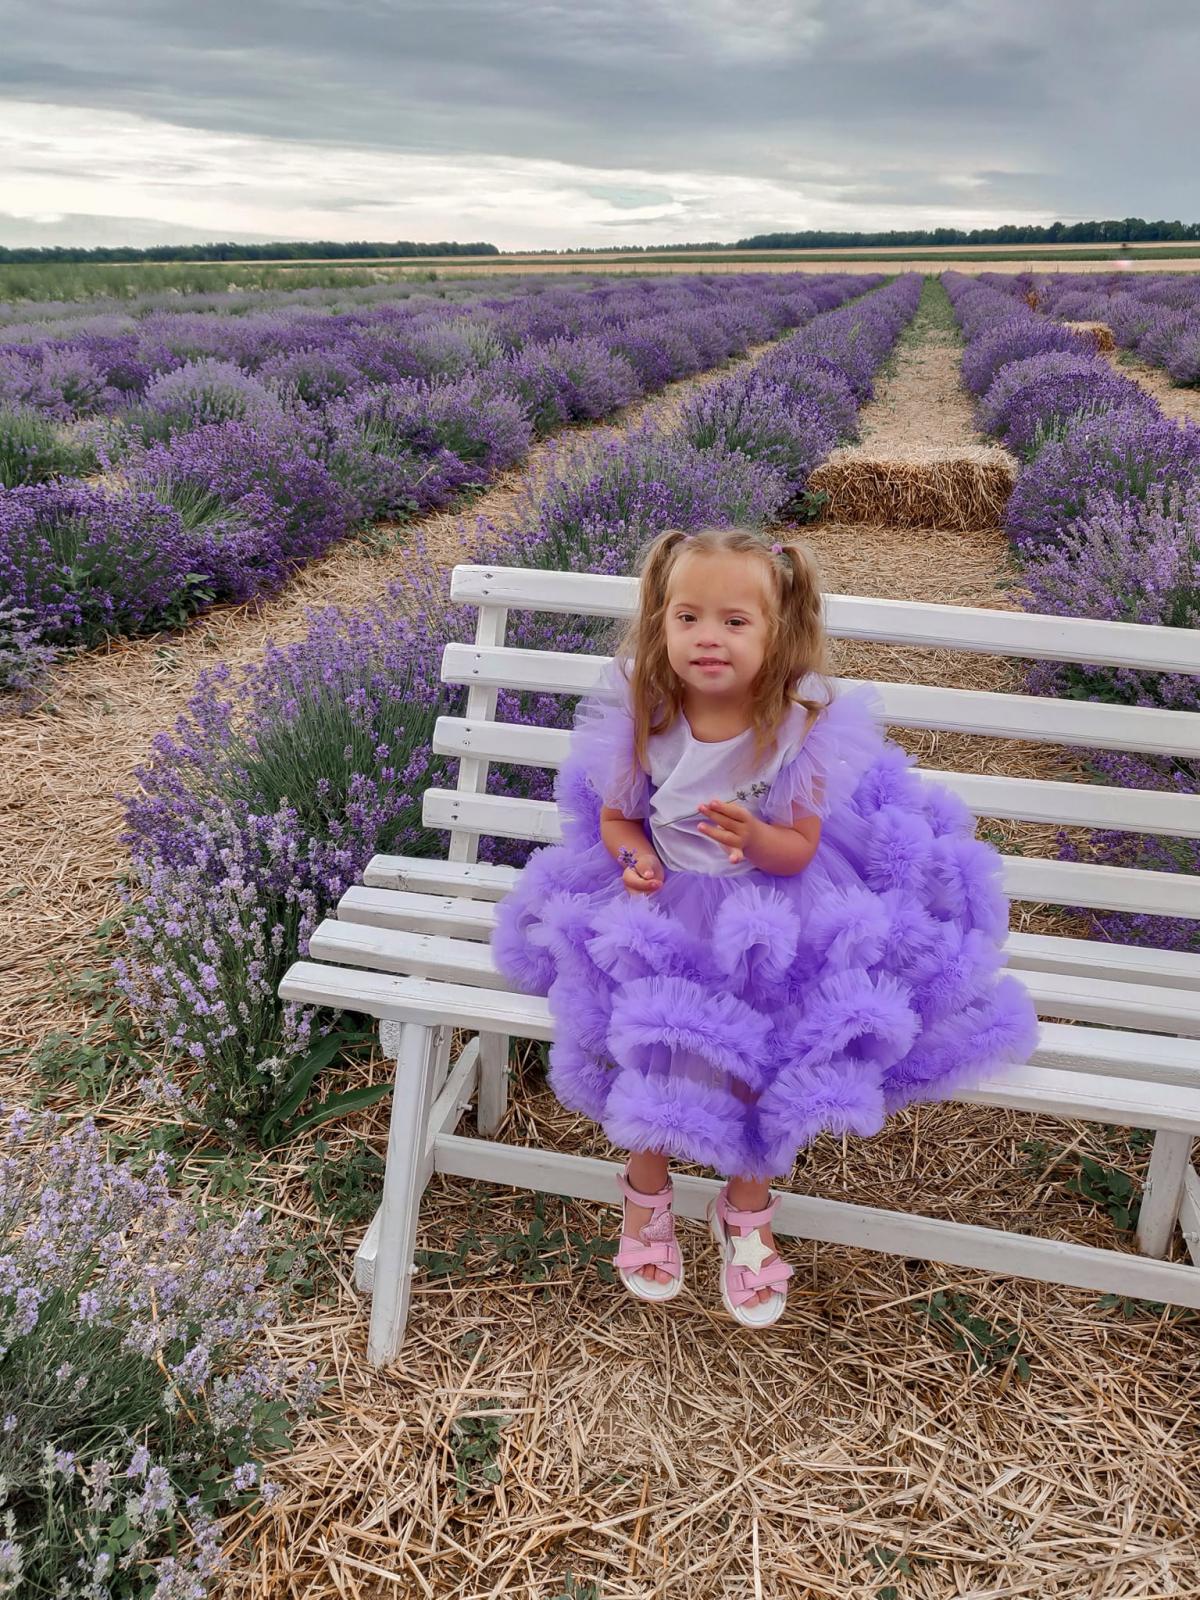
[707,1184,794,1328]
[614,1165,684,1302]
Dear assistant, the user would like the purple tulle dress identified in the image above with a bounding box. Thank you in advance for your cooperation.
[491,662,1039,1180]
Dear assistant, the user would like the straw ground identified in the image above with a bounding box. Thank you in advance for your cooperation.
[809,279,1017,530]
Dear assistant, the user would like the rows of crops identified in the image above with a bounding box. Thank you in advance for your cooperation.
[1029,271,1200,384]
[0,271,876,692]
[944,272,1199,953]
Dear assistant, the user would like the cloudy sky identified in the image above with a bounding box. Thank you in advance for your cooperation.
[0,0,1196,250]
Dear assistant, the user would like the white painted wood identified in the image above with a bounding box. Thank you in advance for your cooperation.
[430,1135,1200,1309]
[1005,933,1200,992]
[278,963,1200,1133]
[477,1031,509,1136]
[431,716,1200,837]
[364,855,517,899]
[1136,1132,1194,1258]
[420,788,1200,918]
[1179,1167,1200,1266]
[314,914,1200,1036]
[441,645,1200,758]
[338,884,495,940]
[1033,1024,1200,1090]
[449,565,1200,675]
[340,871,1200,993]
[448,603,508,865]
[366,1022,444,1366]
[352,1038,480,1294]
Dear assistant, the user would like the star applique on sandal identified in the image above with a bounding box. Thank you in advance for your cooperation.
[707,1183,793,1327]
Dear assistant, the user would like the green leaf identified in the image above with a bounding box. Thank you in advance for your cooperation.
[260,1031,355,1144]
[279,1081,393,1140]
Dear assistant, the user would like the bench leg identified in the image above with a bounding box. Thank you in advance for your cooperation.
[367,1020,444,1367]
[477,1031,510,1137]
[1136,1131,1193,1259]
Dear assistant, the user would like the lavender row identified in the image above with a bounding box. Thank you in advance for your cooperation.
[1,274,873,692]
[944,271,1199,954]
[1024,271,1200,387]
[115,274,919,1137]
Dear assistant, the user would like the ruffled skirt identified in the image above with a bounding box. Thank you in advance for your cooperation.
[491,742,1039,1180]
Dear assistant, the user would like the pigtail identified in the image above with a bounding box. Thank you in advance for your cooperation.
[615,528,692,770]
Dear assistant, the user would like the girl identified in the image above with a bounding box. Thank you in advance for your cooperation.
[492,526,1038,1329]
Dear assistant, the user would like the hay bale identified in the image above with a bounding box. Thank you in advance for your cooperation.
[807,444,1017,531]
[1064,319,1116,353]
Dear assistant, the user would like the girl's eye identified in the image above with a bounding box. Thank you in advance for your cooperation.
[676,611,696,623]
[727,617,747,628]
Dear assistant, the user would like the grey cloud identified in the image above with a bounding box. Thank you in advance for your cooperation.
[0,0,1197,237]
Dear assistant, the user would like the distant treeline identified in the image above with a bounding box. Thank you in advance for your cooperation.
[734,219,1200,249]
[0,239,499,264]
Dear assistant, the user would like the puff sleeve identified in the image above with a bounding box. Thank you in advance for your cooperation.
[553,657,650,845]
[761,680,885,825]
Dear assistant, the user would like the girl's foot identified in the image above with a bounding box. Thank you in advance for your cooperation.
[707,1182,793,1328]
[614,1163,684,1302]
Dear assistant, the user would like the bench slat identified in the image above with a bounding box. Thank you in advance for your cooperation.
[449,565,1200,674]
[278,960,1200,1131]
[363,856,517,899]
[440,645,1200,758]
[420,788,1200,918]
[343,874,1200,992]
[311,915,1200,1036]
[432,715,1200,837]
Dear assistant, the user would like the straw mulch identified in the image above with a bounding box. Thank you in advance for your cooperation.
[809,445,1016,531]
[1064,320,1117,353]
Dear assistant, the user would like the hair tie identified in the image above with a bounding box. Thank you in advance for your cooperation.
[770,542,783,555]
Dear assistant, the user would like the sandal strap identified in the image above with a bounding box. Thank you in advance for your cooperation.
[725,1254,793,1307]
[618,1171,673,1209]
[615,1235,680,1272]
[717,1187,779,1231]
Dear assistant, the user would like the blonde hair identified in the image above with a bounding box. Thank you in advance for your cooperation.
[616,525,831,770]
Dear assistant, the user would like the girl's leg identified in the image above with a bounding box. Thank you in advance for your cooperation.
[623,1148,673,1285]
[722,1173,784,1308]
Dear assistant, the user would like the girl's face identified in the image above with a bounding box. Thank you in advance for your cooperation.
[663,550,773,701]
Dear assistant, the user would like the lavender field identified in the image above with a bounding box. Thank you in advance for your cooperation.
[3,262,1200,1595]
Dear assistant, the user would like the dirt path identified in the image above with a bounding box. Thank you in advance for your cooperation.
[1107,347,1200,425]
[855,276,986,451]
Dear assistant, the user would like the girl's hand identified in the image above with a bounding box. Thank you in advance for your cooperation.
[697,800,760,865]
[619,850,665,895]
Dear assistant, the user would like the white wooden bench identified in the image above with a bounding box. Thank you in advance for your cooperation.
[280,563,1200,1364]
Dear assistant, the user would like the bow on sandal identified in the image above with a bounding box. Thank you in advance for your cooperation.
[614,1166,684,1302]
[707,1184,794,1328]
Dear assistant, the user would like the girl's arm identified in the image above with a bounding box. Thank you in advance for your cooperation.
[697,801,820,875]
[600,806,664,895]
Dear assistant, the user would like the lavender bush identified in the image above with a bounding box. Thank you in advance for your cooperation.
[678,376,836,494]
[0,482,193,645]
[0,1105,320,1598]
[1005,406,1200,548]
[977,351,1153,458]
[0,405,96,488]
[134,359,287,442]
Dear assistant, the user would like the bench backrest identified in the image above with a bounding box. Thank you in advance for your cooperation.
[430,564,1200,929]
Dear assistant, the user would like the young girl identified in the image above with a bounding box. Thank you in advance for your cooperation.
[491,527,1038,1329]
